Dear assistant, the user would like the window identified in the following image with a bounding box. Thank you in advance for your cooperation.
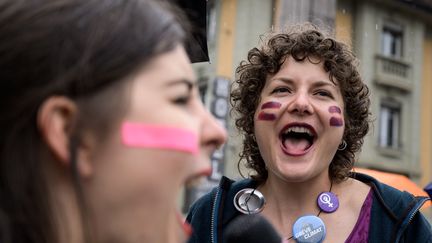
[379,101,401,149]
[198,81,208,104]
[381,23,404,58]
[207,0,217,45]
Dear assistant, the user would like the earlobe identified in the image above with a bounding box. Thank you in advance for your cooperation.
[37,96,78,165]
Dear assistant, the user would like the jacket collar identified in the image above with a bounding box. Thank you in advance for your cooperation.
[218,173,430,224]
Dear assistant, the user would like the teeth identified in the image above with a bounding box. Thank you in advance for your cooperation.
[285,126,313,136]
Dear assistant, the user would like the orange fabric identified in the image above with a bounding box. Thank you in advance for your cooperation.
[353,168,431,209]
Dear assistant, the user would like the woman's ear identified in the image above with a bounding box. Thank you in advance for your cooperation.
[38,96,95,178]
[37,96,78,165]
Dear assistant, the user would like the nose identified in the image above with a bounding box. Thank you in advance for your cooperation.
[287,91,313,115]
[200,108,227,152]
[194,105,227,172]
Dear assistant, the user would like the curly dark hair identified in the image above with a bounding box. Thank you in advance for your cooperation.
[231,24,371,184]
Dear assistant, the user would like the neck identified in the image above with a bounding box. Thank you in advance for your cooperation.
[261,173,331,207]
[258,173,332,237]
[45,158,85,243]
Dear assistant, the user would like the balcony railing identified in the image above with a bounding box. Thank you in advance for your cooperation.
[374,54,412,91]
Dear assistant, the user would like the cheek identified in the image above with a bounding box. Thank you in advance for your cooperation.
[327,106,344,127]
[115,122,198,193]
[256,101,282,121]
[261,101,282,109]
[84,131,196,235]
[86,149,192,218]
[258,112,277,121]
[121,120,201,169]
[329,117,344,127]
[126,151,194,207]
[129,149,196,186]
[115,149,194,189]
[328,106,342,114]
[121,122,199,154]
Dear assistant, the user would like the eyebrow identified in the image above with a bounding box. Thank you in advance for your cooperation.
[165,79,195,92]
[270,77,294,84]
[271,78,337,88]
[311,80,337,88]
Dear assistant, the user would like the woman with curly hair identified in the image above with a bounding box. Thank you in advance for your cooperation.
[186,24,431,243]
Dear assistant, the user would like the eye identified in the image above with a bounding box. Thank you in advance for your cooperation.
[271,87,291,94]
[172,82,194,106]
[315,90,333,98]
[173,95,192,105]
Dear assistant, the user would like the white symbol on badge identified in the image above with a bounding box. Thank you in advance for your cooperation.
[319,193,333,207]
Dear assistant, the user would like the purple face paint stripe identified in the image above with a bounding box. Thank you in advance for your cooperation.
[330,117,344,127]
[258,112,276,121]
[261,101,282,109]
[329,106,342,114]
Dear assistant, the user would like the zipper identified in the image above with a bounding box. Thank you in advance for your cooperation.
[211,187,220,243]
[406,197,429,225]
[396,197,430,242]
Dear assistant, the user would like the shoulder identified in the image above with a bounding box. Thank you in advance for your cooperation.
[340,177,370,207]
[350,172,425,210]
[186,177,256,220]
[186,184,218,223]
[404,208,432,242]
[351,172,432,242]
[185,183,219,243]
[186,177,255,243]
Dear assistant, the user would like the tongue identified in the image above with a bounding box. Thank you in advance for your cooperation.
[283,138,310,154]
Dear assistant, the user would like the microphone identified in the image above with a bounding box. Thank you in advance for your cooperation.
[223,214,284,243]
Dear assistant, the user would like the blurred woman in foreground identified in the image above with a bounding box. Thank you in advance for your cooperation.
[0,0,226,242]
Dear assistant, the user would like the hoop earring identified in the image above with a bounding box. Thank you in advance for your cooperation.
[338,140,347,151]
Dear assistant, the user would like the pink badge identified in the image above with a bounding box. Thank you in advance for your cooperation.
[121,122,198,154]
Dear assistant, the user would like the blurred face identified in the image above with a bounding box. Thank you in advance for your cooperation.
[254,56,344,183]
[84,46,226,243]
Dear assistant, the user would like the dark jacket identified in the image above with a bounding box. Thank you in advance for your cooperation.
[186,173,432,243]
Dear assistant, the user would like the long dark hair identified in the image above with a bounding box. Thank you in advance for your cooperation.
[0,0,186,242]
[231,24,371,184]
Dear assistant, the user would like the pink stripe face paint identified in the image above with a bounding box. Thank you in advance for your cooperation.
[329,117,344,127]
[257,101,281,121]
[121,122,198,154]
[328,106,342,114]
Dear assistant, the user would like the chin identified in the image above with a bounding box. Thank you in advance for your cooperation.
[165,215,189,243]
[273,163,318,182]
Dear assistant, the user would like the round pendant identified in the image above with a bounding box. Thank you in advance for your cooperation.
[292,215,326,243]
[233,188,266,214]
[317,191,339,213]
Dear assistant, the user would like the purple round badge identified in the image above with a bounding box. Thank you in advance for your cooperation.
[317,191,339,213]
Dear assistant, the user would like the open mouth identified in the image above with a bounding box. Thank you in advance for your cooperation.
[279,123,317,156]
